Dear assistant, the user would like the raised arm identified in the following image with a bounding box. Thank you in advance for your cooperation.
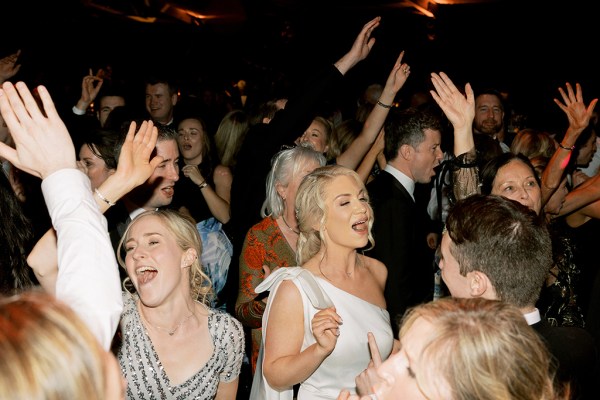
[0,81,122,350]
[541,82,598,205]
[337,51,410,170]
[430,72,479,201]
[333,16,381,75]
[430,72,475,157]
[27,120,162,289]
[72,68,104,115]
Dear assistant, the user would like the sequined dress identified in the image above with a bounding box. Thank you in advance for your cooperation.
[117,293,245,399]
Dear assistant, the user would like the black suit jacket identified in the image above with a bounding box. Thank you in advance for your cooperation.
[532,318,598,399]
[366,170,435,334]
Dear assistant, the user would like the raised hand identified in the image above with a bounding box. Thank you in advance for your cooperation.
[430,72,475,156]
[311,306,343,356]
[0,81,76,179]
[110,120,163,192]
[356,332,385,396]
[554,82,597,133]
[384,51,411,95]
[75,68,104,112]
[335,16,381,75]
[430,72,475,131]
[0,50,22,84]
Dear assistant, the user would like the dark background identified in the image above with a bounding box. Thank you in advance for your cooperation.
[2,0,597,132]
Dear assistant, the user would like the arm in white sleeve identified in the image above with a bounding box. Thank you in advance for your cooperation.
[42,168,123,350]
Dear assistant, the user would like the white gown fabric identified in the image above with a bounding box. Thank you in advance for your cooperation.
[250,267,394,400]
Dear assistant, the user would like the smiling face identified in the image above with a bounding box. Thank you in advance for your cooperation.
[474,94,504,137]
[491,159,541,214]
[131,139,180,209]
[296,118,330,154]
[78,143,115,190]
[145,83,177,125]
[123,214,192,305]
[177,118,207,163]
[322,174,371,250]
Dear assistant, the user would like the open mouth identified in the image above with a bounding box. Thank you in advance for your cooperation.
[352,219,368,232]
[136,266,158,284]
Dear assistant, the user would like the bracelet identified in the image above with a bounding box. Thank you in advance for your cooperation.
[376,100,393,109]
[94,188,116,207]
[558,143,575,151]
[198,180,208,189]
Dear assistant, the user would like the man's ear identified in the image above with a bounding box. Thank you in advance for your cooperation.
[399,143,413,161]
[467,271,490,298]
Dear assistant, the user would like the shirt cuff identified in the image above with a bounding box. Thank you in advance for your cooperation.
[72,105,86,115]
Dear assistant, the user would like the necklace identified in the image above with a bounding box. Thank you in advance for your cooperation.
[282,215,300,235]
[140,307,195,336]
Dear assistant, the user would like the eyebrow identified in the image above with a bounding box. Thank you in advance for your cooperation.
[125,232,163,244]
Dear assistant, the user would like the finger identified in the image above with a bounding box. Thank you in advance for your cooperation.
[262,264,271,277]
[0,142,19,169]
[367,332,383,366]
[15,82,45,122]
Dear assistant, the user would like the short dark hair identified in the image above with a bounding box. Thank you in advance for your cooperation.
[445,194,552,307]
[383,107,442,162]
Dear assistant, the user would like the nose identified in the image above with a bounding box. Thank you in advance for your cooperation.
[519,186,531,200]
[167,164,179,181]
[436,147,443,160]
[131,246,146,260]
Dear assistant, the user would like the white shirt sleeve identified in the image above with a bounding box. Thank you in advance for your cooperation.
[42,169,123,350]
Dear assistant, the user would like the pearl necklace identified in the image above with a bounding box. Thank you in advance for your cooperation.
[140,307,195,336]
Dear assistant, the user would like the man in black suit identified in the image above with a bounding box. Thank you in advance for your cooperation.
[366,107,443,334]
[440,194,597,399]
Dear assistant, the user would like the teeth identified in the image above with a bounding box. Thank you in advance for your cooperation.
[136,266,157,275]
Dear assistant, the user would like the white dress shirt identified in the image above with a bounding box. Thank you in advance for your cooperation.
[42,168,123,350]
[384,164,415,201]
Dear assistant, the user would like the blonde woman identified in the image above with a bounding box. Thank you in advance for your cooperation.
[116,209,245,399]
[252,165,394,399]
[0,292,126,400]
[339,297,562,400]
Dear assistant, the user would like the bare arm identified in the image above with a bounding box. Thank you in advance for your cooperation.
[356,129,384,183]
[263,281,341,390]
[27,120,162,292]
[337,51,410,169]
[333,17,381,76]
[0,81,122,350]
[541,82,598,205]
[430,72,475,157]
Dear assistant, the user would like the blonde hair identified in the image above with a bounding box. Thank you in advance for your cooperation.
[117,209,214,305]
[295,165,374,265]
[214,109,249,169]
[510,128,556,159]
[400,297,560,400]
[0,290,107,400]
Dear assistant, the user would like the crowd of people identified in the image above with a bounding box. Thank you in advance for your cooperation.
[1,13,599,400]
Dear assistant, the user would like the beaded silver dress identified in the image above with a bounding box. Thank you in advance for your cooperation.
[117,293,245,399]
